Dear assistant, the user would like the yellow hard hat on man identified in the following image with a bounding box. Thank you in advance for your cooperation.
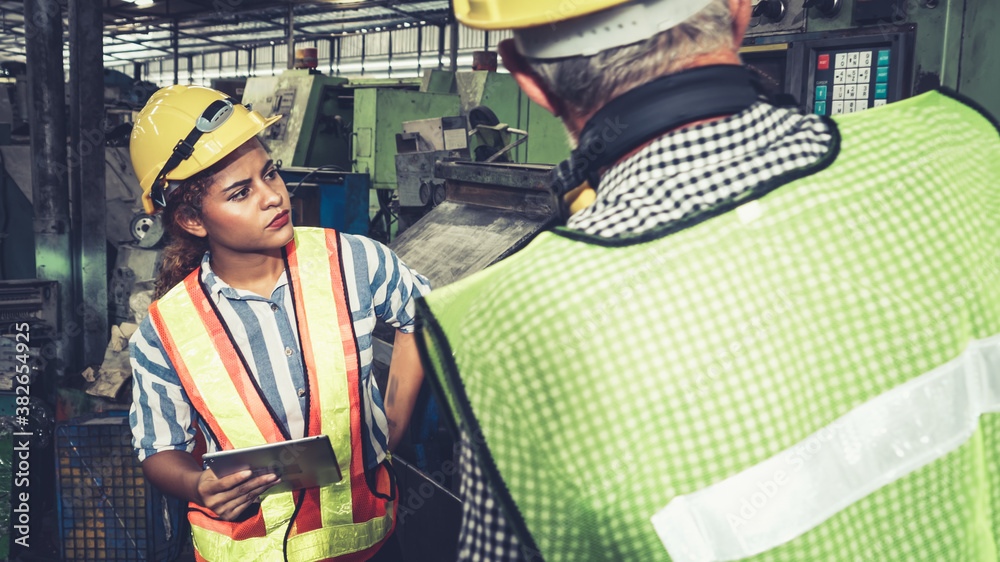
[454,0,715,58]
[130,85,280,215]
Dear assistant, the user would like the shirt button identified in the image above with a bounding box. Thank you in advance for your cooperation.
[298,388,306,397]
[285,347,293,357]
[271,303,279,312]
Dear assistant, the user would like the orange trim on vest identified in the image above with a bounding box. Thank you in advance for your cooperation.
[188,504,267,539]
[150,278,232,451]
[283,237,327,538]
[327,231,390,524]
[183,272,287,445]
[295,488,324,535]
[284,237,324,437]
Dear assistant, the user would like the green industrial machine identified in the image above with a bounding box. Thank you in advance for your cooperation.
[352,87,461,233]
[242,70,355,170]
[738,0,1000,119]
[455,71,570,166]
[351,88,461,192]
[810,0,998,117]
[421,69,571,166]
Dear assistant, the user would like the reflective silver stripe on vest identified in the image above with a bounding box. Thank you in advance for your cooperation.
[652,335,1000,562]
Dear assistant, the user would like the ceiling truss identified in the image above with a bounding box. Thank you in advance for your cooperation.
[0,0,452,66]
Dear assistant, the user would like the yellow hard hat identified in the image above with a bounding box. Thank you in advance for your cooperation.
[454,0,633,29]
[130,85,281,214]
[454,0,715,58]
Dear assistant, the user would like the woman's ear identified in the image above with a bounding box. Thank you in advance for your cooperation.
[175,210,208,239]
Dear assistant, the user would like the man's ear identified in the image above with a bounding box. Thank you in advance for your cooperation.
[175,210,208,239]
[731,0,752,47]
[499,39,566,118]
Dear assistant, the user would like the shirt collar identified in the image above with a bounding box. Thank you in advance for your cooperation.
[566,101,833,237]
[598,102,816,196]
[198,251,289,303]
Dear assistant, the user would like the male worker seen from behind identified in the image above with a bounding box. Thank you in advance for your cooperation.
[416,0,1000,561]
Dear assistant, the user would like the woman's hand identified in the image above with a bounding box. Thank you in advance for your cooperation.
[195,469,281,521]
[141,450,281,521]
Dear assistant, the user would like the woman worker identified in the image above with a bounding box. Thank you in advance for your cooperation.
[127,85,430,561]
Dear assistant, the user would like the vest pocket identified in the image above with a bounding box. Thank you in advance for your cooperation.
[188,503,268,539]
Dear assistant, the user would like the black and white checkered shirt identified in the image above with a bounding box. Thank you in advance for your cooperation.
[456,100,834,561]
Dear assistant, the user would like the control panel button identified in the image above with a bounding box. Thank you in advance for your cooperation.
[857,84,870,100]
[874,99,888,107]
[860,51,873,67]
[815,101,827,115]
[858,68,871,83]
[876,67,889,83]
[875,83,888,99]
[832,101,844,115]
[835,53,848,68]
[834,69,846,84]
[847,52,860,67]
[857,100,869,111]
[845,84,857,99]
[818,54,830,70]
[878,50,891,66]
[845,100,856,113]
[816,85,828,100]
[845,69,858,83]
[832,85,845,100]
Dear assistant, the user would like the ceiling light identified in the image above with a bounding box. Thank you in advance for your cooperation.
[124,0,155,7]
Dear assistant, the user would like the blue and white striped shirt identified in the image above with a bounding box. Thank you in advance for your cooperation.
[129,231,431,469]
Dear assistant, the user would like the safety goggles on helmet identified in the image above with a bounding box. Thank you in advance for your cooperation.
[148,97,246,209]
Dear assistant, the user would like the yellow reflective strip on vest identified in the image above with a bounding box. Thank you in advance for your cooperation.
[652,333,1000,562]
[156,284,267,449]
[284,509,394,562]
[190,493,297,559]
[291,228,355,528]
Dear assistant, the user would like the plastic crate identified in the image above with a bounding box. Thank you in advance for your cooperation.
[55,414,187,561]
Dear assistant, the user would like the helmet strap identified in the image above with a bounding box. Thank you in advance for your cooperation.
[149,97,242,210]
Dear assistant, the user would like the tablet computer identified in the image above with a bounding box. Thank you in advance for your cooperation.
[203,434,342,495]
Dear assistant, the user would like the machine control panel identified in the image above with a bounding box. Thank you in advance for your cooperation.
[812,47,892,116]
[800,29,910,120]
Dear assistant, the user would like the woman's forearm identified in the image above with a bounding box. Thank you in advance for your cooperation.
[384,330,426,452]
[141,450,206,505]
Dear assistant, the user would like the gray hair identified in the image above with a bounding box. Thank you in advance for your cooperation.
[527,0,735,118]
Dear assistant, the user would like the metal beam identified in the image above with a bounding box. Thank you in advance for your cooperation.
[105,34,174,55]
[449,12,458,72]
[286,2,294,70]
[69,0,108,368]
[25,0,73,377]
[146,21,249,51]
[172,18,178,84]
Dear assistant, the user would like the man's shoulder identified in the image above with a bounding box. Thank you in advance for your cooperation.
[835,90,998,140]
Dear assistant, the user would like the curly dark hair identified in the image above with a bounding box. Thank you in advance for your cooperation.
[153,169,216,299]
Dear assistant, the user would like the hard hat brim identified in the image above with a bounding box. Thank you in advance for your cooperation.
[140,113,282,215]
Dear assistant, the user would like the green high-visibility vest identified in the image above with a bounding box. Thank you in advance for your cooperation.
[418,91,1000,562]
